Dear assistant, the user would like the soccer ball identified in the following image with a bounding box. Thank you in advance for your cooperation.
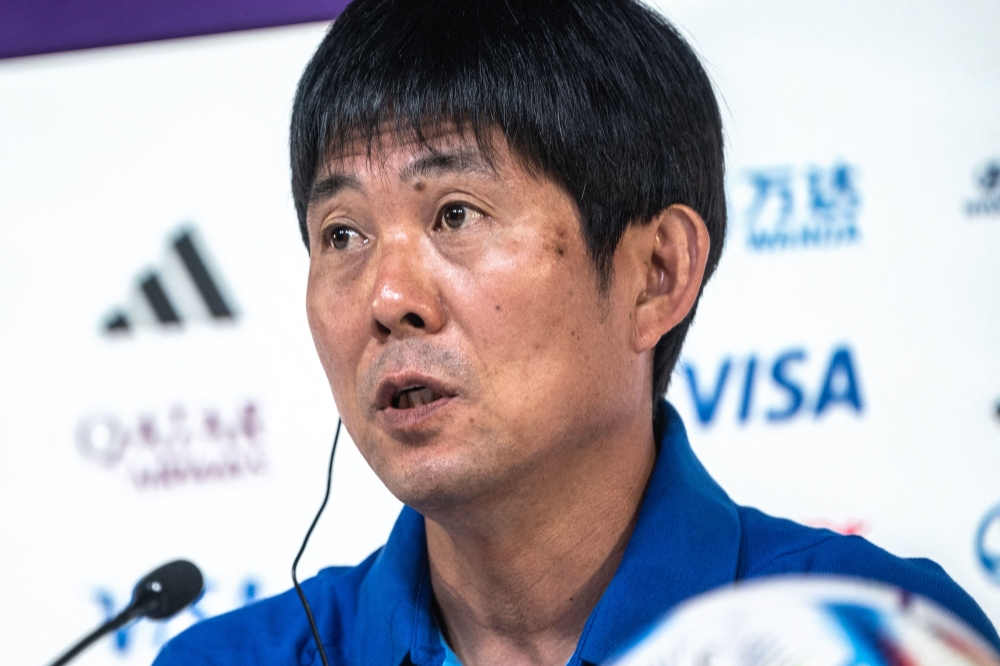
[613,577,1000,666]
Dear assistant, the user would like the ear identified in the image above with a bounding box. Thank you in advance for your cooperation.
[631,204,710,353]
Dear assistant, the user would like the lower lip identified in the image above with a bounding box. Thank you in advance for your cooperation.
[376,395,456,433]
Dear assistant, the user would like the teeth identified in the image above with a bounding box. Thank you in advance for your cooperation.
[393,386,441,410]
[412,387,436,408]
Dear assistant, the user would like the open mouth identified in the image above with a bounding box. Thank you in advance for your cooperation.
[391,385,445,410]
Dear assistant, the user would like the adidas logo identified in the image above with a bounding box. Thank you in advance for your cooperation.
[104,226,239,334]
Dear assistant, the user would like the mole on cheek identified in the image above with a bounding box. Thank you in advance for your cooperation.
[495,305,502,311]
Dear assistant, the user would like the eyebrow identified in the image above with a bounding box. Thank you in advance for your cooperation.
[308,172,362,207]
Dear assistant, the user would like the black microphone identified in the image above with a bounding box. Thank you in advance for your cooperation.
[48,559,204,666]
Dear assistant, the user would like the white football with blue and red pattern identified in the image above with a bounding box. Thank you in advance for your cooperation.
[613,577,999,666]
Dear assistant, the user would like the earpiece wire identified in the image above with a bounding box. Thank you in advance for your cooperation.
[291,417,342,666]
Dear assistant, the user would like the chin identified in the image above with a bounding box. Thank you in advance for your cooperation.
[377,444,507,514]
[384,466,484,514]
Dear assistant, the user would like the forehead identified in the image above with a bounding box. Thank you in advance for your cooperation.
[326,128,497,178]
[307,127,544,213]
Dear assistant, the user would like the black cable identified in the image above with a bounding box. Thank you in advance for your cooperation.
[48,610,136,666]
[292,418,342,666]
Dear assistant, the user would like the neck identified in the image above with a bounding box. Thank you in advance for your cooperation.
[424,417,657,666]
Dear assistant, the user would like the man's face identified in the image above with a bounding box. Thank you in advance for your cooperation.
[305,132,647,512]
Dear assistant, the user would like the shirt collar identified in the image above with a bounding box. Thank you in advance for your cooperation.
[351,400,742,666]
[352,505,442,666]
[573,400,741,664]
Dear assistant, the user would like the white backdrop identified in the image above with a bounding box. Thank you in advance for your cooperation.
[1,2,998,664]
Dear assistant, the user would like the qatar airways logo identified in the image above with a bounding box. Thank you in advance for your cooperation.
[75,400,267,489]
[736,161,862,250]
[678,345,864,427]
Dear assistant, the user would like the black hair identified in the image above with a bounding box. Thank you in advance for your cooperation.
[290,0,726,400]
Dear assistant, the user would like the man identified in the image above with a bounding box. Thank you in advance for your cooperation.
[155,0,1000,664]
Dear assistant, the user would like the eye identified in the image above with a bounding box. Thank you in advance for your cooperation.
[324,225,365,251]
[438,203,484,230]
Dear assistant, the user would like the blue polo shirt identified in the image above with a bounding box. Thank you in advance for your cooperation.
[154,402,1000,665]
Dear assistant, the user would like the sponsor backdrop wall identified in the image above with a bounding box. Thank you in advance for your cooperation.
[1,1,998,663]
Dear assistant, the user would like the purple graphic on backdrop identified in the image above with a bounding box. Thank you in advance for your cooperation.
[0,0,351,60]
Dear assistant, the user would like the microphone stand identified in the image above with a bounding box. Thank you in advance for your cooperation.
[48,601,152,666]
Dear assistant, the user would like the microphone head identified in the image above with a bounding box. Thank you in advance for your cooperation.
[130,559,204,620]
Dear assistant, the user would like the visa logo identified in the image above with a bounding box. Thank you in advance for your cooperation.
[679,345,864,426]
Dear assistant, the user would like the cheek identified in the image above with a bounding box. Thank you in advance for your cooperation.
[306,269,367,402]
[458,229,603,395]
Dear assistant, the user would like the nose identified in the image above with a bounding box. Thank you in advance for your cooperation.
[369,234,445,339]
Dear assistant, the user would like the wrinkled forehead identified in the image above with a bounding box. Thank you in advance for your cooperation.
[307,122,554,212]
[320,122,501,176]
[305,129,498,213]
[326,139,471,181]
